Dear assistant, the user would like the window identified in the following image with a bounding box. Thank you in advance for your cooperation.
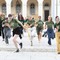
[16,0,21,13]
[2,3,6,14]
[30,3,35,15]
[16,4,21,13]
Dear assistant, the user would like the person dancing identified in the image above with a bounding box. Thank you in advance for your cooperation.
[26,17,35,46]
[36,16,44,42]
[45,16,55,45]
[12,13,24,52]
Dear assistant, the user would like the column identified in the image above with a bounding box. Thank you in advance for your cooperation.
[51,0,56,22]
[37,0,43,20]
[5,0,12,17]
[22,0,27,19]
[57,0,60,17]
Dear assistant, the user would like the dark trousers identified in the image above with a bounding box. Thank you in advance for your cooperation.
[2,27,4,40]
[3,27,11,44]
[0,29,1,36]
[13,27,23,39]
[47,28,55,45]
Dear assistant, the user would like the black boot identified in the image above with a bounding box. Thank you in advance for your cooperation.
[19,42,23,49]
[48,38,51,45]
[15,49,19,52]
[48,41,51,45]
[5,36,9,44]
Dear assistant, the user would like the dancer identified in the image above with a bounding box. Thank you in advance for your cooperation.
[46,16,55,45]
[54,16,60,32]
[12,13,24,52]
[0,13,5,40]
[3,15,11,44]
[36,16,44,42]
[26,17,35,46]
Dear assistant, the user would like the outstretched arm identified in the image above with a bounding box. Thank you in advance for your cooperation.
[15,19,26,30]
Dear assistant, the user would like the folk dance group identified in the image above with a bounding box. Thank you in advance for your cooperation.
[0,12,60,52]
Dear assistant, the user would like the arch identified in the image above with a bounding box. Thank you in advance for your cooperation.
[27,0,38,19]
[11,0,22,14]
[16,1,21,13]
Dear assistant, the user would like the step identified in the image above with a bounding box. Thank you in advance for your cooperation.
[0,46,57,52]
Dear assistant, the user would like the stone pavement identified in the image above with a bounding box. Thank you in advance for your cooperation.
[0,33,57,52]
[0,51,60,60]
[0,31,60,60]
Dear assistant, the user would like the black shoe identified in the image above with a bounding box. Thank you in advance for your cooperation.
[48,41,51,45]
[6,43,9,45]
[52,36,55,39]
[42,35,44,37]
[45,34,47,37]
[19,43,23,49]
[15,49,19,52]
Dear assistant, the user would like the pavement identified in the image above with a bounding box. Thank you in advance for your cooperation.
[0,51,60,60]
[0,31,60,60]
[0,35,57,52]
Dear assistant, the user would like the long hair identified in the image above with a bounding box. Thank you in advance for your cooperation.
[18,13,24,20]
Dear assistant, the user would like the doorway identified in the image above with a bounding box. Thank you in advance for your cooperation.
[44,10,49,21]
